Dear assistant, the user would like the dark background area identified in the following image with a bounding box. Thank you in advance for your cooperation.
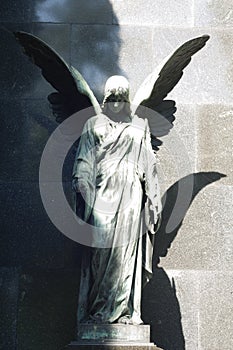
[0,1,122,349]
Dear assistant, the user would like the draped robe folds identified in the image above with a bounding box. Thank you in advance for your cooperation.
[72,113,162,324]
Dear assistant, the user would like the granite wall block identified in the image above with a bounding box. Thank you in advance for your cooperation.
[0,182,65,268]
[0,24,33,100]
[0,268,19,350]
[0,1,32,22]
[112,0,193,27]
[197,104,233,186]
[160,184,233,271]
[32,0,114,24]
[71,24,123,101]
[199,271,233,350]
[18,268,80,350]
[194,0,233,27]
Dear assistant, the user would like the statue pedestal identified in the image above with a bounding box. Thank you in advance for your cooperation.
[65,343,163,350]
[65,324,163,350]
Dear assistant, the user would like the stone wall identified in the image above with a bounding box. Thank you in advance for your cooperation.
[0,1,232,349]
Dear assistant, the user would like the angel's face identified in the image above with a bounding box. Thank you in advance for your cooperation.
[107,95,125,114]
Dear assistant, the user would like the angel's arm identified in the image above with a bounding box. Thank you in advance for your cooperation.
[142,119,162,230]
[72,119,96,222]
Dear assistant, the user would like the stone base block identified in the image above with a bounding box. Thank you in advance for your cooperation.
[65,342,163,350]
[77,324,150,342]
[65,324,163,350]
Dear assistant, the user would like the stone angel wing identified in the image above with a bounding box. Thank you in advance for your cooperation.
[133,35,210,151]
[14,31,101,124]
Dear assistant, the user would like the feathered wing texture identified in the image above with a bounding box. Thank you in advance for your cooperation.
[133,35,210,150]
[14,31,101,122]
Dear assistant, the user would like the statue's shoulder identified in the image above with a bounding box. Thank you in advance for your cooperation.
[85,113,106,127]
[132,114,148,128]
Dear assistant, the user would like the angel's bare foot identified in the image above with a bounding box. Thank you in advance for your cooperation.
[117,316,133,324]
[117,314,144,325]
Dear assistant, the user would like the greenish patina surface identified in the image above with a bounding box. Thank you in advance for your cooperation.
[73,77,162,325]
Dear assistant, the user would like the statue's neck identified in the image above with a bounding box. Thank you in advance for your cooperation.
[105,112,132,123]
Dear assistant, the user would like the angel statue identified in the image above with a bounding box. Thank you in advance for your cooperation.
[14,32,209,325]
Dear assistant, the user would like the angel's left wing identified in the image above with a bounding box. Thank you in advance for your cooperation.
[133,35,210,151]
[14,31,101,123]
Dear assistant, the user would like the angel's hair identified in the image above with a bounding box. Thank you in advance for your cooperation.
[102,75,132,116]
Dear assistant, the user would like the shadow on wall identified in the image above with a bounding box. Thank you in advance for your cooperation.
[1,0,124,99]
[0,1,123,350]
[34,0,125,100]
[142,171,226,350]
[0,0,123,262]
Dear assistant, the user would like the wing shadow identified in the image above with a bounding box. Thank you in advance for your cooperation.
[142,171,226,350]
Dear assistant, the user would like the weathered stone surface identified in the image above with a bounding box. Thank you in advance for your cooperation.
[71,24,123,101]
[0,182,65,268]
[112,0,193,27]
[164,270,200,350]
[199,271,233,350]
[194,0,233,27]
[197,104,233,185]
[159,184,233,271]
[0,1,32,22]
[19,99,56,180]
[116,26,154,100]
[157,104,197,194]
[0,99,28,182]
[33,0,113,24]
[0,268,19,350]
[18,268,80,350]
[0,98,55,182]
[0,23,33,99]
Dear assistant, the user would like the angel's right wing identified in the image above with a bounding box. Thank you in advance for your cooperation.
[14,31,101,123]
[133,35,210,151]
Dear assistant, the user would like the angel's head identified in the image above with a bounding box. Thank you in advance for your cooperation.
[102,75,131,117]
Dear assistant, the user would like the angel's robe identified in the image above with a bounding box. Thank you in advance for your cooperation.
[72,113,161,324]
